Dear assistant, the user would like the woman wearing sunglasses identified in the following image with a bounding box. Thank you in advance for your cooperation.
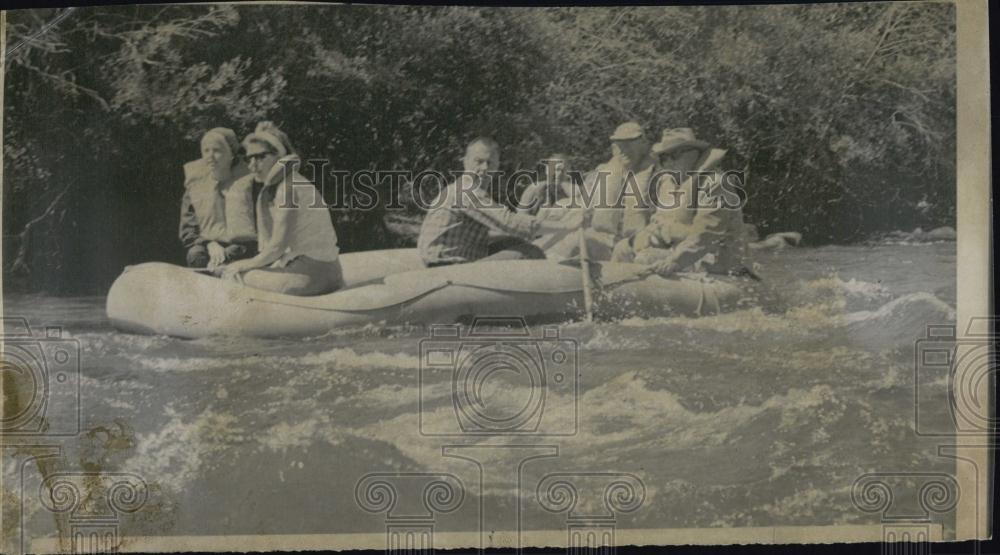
[215,122,343,296]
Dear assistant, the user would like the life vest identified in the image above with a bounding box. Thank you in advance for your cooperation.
[643,148,749,274]
[183,159,255,243]
[587,156,659,240]
[651,148,727,231]
[256,155,340,266]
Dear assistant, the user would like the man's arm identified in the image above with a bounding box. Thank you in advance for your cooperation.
[650,175,742,272]
[456,189,540,239]
[250,180,264,227]
[516,183,542,214]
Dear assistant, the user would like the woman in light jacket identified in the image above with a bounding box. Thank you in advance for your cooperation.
[216,122,343,296]
[178,127,257,270]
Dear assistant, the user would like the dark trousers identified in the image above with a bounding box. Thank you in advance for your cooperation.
[186,241,257,267]
[484,236,547,261]
[427,237,546,268]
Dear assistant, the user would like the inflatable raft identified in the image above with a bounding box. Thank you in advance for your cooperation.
[106,249,754,338]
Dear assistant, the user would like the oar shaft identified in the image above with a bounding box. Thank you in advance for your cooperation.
[578,219,594,322]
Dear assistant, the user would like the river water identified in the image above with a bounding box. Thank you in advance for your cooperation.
[3,241,959,546]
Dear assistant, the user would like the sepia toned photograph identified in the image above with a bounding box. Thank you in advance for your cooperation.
[0,1,991,553]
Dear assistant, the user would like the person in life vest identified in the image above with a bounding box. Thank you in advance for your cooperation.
[417,137,583,267]
[538,122,663,262]
[178,128,260,271]
[516,153,577,215]
[589,122,662,243]
[612,128,749,277]
[215,122,344,296]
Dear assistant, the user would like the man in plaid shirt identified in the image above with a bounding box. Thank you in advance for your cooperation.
[418,137,582,267]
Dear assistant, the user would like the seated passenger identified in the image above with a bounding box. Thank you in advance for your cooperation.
[516,153,576,215]
[217,122,343,296]
[178,128,258,271]
[587,121,662,246]
[613,128,749,277]
[417,137,582,267]
[536,122,663,262]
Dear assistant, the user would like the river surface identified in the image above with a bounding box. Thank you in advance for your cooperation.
[2,241,959,547]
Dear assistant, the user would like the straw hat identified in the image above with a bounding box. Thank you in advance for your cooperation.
[608,121,645,141]
[652,128,710,154]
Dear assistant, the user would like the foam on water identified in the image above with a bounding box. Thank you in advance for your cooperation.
[123,406,247,494]
[580,277,953,350]
[259,417,342,452]
[342,369,859,498]
[752,487,839,522]
[808,274,893,301]
[68,331,176,356]
[843,292,956,326]
[124,346,421,373]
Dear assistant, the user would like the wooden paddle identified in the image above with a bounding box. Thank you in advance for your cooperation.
[578,210,595,322]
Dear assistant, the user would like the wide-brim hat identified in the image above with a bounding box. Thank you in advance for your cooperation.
[652,128,709,154]
[609,121,645,141]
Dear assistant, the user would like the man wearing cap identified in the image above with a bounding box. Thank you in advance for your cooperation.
[417,137,583,267]
[586,121,663,241]
[612,128,749,277]
[179,127,261,270]
[534,121,662,263]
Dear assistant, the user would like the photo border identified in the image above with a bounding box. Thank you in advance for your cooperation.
[0,1,991,551]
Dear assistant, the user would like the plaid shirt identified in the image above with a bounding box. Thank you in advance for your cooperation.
[418,178,540,265]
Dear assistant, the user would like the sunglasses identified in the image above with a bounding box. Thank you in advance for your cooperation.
[245,151,275,163]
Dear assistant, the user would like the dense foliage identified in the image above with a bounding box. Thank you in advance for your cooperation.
[3,4,956,293]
